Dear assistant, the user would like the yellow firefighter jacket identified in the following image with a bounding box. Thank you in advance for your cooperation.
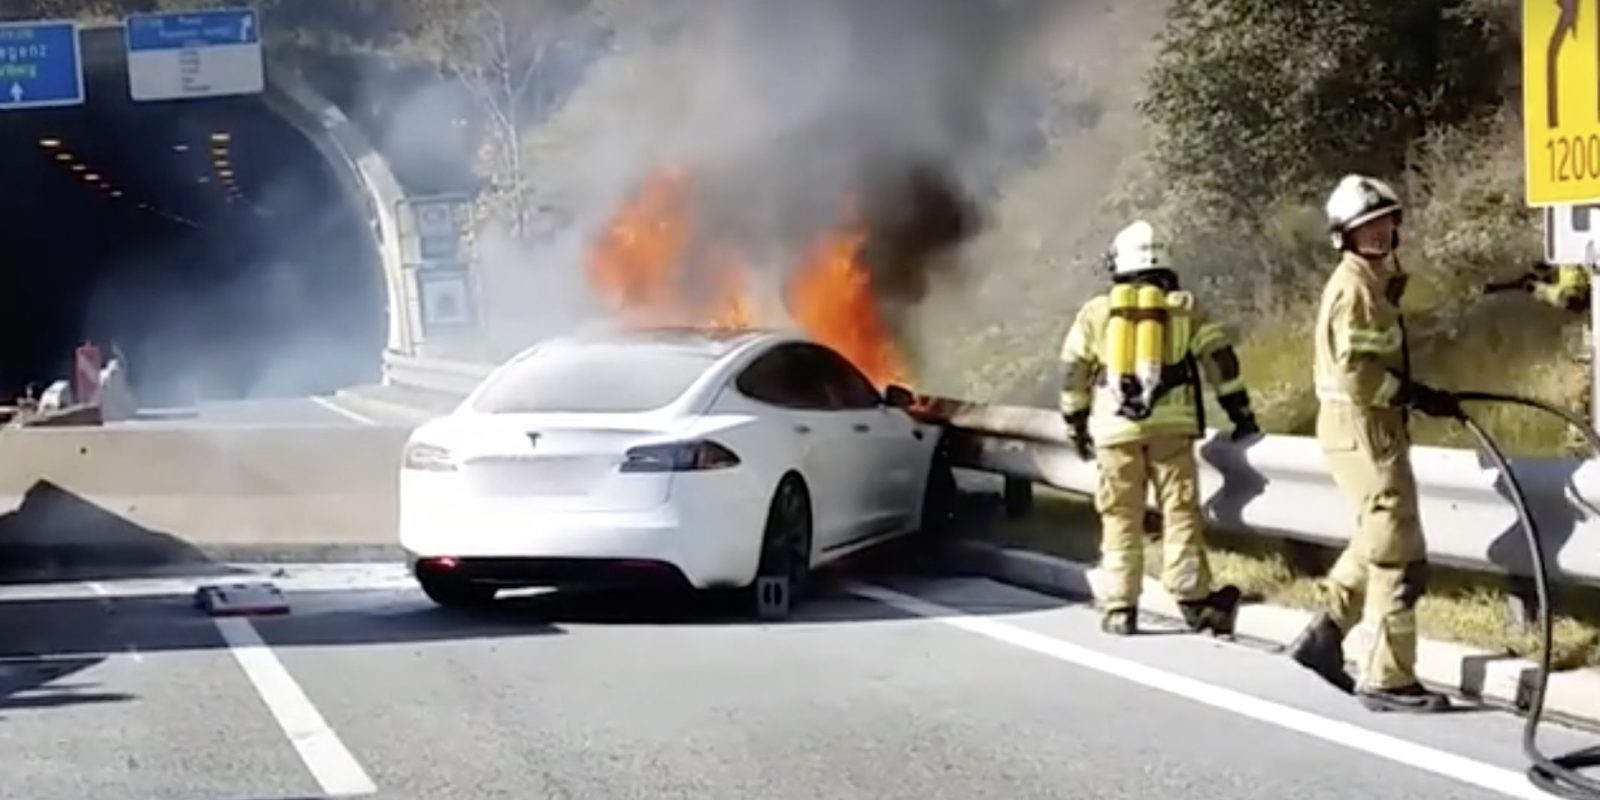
[1059,288,1248,447]
[1314,251,1407,409]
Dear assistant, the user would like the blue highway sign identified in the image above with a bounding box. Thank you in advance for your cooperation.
[125,9,259,52]
[0,20,84,111]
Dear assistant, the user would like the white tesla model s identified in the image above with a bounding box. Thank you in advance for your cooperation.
[399,327,948,618]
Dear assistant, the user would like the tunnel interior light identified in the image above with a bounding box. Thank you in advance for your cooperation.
[38,138,61,148]
[197,176,210,184]
[83,173,100,181]
[71,164,86,172]
[54,152,72,162]
[218,169,234,178]
[111,191,123,198]
[210,132,231,143]
[173,144,190,152]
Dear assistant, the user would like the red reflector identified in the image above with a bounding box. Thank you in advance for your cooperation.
[430,557,460,570]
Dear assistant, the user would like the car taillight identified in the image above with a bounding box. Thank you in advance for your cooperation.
[620,440,741,473]
[403,442,457,472]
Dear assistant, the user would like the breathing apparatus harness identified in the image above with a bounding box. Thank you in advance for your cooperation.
[1101,269,1206,434]
[1433,390,1600,798]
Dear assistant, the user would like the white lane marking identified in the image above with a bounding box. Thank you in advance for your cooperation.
[83,582,143,662]
[853,584,1557,800]
[310,396,378,426]
[215,618,377,797]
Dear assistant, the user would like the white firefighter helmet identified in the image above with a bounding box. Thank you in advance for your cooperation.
[1325,174,1402,248]
[1107,220,1169,277]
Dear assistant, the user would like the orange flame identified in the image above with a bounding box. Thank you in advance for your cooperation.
[788,230,908,386]
[584,168,909,387]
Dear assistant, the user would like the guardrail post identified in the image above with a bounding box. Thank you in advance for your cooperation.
[1002,477,1033,518]
[1503,575,1543,634]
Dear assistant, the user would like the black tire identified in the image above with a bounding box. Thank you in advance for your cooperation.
[418,571,498,609]
[746,475,813,621]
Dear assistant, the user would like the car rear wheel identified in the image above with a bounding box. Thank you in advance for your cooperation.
[417,571,498,609]
[747,475,813,621]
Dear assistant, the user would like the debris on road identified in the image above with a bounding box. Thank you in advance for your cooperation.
[194,582,290,617]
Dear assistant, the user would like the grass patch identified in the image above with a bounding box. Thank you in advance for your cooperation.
[992,489,1600,670]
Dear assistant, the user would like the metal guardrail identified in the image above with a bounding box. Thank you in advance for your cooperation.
[381,352,495,398]
[377,356,1600,588]
[913,398,1600,589]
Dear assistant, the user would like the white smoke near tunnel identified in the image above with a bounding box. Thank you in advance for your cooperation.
[467,0,1074,356]
[80,159,385,408]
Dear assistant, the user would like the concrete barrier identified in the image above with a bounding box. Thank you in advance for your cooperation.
[0,426,408,577]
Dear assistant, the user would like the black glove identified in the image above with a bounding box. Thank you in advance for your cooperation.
[1397,379,1463,419]
[1064,410,1093,459]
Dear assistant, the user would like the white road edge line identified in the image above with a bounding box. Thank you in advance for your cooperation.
[214,618,377,797]
[310,395,378,426]
[851,583,1558,800]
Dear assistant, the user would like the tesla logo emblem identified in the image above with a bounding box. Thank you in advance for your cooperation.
[526,432,541,448]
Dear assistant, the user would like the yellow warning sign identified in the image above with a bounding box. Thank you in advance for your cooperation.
[1527,0,1600,205]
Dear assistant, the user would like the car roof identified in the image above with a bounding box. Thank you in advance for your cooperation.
[505,326,811,366]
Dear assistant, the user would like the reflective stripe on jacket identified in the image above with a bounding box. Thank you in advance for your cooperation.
[1313,252,1405,407]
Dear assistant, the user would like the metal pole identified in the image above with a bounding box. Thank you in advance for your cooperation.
[1589,240,1600,436]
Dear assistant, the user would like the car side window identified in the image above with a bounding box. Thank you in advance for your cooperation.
[734,345,832,410]
[806,346,881,410]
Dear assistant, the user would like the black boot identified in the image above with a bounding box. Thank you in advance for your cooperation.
[1286,612,1355,694]
[1179,585,1243,637]
[1358,683,1451,713]
[1101,607,1137,636]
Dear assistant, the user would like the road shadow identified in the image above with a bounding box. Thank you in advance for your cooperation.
[0,655,131,718]
[0,480,246,584]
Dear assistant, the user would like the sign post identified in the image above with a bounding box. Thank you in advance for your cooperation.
[125,9,264,102]
[0,20,84,111]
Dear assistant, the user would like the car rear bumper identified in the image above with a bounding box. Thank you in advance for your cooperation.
[410,555,694,591]
[398,487,767,589]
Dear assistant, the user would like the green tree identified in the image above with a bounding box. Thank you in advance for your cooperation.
[1139,0,1514,223]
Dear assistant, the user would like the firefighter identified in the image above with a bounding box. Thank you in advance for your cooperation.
[1059,220,1259,636]
[1485,262,1592,451]
[1287,174,1457,713]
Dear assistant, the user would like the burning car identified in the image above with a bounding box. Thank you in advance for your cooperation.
[399,326,945,619]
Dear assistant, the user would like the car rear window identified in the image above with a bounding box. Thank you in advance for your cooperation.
[471,344,718,414]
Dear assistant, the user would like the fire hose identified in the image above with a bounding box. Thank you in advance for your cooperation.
[1449,391,1600,798]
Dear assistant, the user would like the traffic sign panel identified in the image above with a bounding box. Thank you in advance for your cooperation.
[1546,203,1600,263]
[0,20,84,111]
[125,8,263,102]
[1525,0,1600,205]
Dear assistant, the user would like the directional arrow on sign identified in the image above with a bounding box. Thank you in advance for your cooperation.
[8,84,21,103]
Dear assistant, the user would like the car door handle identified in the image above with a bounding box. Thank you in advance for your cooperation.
[795,424,811,434]
[853,423,871,433]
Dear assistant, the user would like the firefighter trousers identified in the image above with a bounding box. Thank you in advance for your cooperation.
[1317,403,1427,691]
[1093,435,1212,611]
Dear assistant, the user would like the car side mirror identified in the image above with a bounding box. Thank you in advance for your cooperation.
[883,384,915,409]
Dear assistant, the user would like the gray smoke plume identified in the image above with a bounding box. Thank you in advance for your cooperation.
[497,0,1068,355]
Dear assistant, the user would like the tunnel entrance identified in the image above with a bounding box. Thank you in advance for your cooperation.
[0,27,385,408]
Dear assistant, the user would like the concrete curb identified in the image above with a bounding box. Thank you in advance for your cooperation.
[952,538,1600,726]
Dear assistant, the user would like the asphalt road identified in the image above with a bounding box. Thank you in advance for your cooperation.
[0,563,1593,800]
